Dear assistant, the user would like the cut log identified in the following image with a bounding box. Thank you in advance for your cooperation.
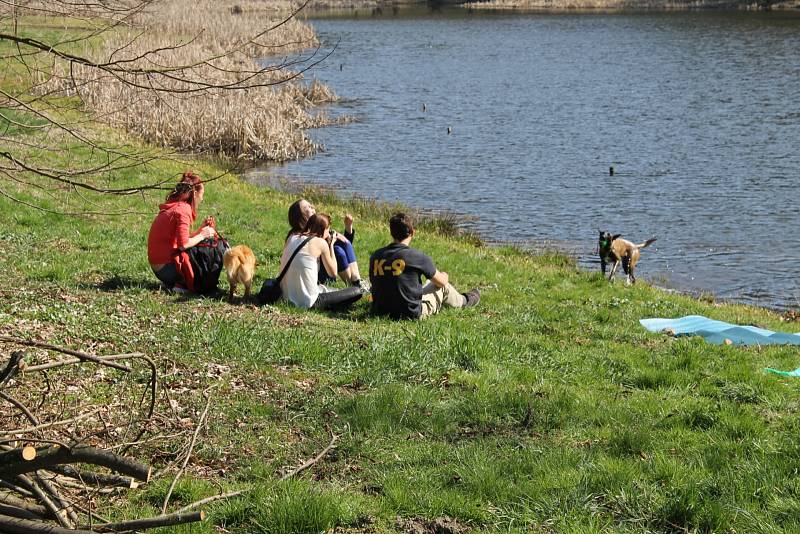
[21,445,36,461]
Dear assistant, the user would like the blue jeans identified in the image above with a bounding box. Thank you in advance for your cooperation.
[319,240,357,284]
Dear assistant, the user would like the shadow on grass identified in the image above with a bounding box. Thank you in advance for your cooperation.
[80,274,243,304]
[319,303,374,322]
[78,274,163,292]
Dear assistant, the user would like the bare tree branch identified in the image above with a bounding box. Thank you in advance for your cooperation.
[1,0,334,213]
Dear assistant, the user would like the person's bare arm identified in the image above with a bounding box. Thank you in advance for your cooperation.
[318,237,339,277]
[430,270,449,288]
[179,224,215,250]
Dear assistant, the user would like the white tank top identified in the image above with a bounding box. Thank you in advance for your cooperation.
[280,235,322,308]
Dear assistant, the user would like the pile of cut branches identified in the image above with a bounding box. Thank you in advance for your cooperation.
[0,336,209,533]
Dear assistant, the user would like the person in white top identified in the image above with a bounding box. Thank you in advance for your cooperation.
[286,198,368,291]
[279,213,364,310]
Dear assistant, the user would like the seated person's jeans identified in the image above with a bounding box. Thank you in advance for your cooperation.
[153,263,182,288]
[312,286,363,310]
[319,240,358,284]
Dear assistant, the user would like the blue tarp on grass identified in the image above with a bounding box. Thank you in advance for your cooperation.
[639,315,800,377]
[639,315,800,346]
[763,367,800,377]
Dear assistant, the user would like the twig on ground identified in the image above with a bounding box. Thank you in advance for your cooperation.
[23,353,145,373]
[161,386,215,514]
[15,475,72,529]
[0,391,39,425]
[175,432,339,514]
[280,432,338,481]
[0,408,105,436]
[0,337,131,372]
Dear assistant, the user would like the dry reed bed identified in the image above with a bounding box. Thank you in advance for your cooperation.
[38,0,341,161]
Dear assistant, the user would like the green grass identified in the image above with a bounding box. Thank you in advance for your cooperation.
[4,16,800,534]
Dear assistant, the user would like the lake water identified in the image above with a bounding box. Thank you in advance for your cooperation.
[254,9,800,309]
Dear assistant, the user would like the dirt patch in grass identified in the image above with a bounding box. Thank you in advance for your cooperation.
[396,516,470,534]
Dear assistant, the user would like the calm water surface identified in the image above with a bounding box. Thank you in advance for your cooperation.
[254,9,800,309]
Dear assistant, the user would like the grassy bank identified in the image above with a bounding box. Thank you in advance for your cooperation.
[3,152,800,533]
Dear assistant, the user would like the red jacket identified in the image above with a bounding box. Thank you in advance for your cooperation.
[147,201,194,265]
[148,201,197,291]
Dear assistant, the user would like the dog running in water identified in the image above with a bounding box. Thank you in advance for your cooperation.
[223,245,257,301]
[598,231,657,285]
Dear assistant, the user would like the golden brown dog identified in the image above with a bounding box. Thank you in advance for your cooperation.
[598,231,656,285]
[223,245,257,301]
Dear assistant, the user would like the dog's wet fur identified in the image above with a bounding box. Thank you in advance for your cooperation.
[598,231,657,284]
[223,245,257,301]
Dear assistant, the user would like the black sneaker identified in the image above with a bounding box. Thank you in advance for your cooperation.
[462,288,480,308]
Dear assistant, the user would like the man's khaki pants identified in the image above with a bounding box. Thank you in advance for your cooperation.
[420,283,466,318]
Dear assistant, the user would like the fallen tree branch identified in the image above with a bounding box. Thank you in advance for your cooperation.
[34,473,79,526]
[0,351,24,387]
[0,480,34,498]
[0,391,39,425]
[50,466,140,489]
[0,337,131,372]
[0,512,97,534]
[15,475,72,529]
[0,445,151,482]
[86,510,205,532]
[0,491,50,518]
[0,502,47,521]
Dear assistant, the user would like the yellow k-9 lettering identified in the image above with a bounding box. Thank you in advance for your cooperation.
[372,258,406,276]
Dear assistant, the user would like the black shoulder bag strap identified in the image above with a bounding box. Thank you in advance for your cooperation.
[274,236,314,283]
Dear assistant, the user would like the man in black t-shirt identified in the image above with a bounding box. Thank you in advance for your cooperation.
[369,213,480,320]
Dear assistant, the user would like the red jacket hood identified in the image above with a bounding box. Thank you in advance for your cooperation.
[158,200,195,220]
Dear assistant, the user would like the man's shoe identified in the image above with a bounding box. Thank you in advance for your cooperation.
[462,288,480,308]
[170,284,189,294]
[353,279,371,293]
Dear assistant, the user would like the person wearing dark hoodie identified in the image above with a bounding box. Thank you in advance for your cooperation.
[147,171,216,292]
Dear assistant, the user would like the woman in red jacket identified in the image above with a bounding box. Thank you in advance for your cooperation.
[147,172,216,291]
